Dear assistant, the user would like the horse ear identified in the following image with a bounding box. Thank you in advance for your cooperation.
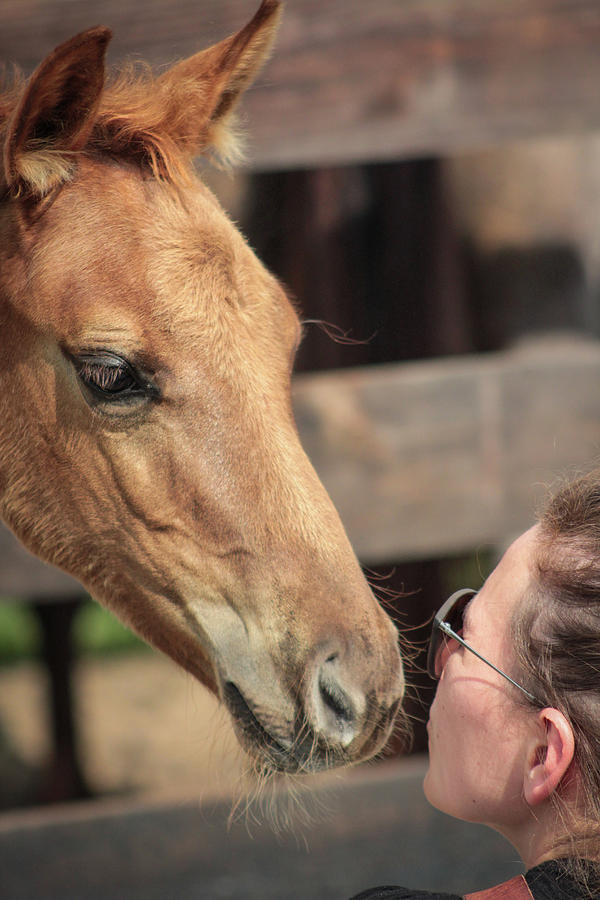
[3,26,111,196]
[158,0,282,162]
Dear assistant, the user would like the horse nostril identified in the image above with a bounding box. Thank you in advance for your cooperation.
[301,639,402,762]
[310,658,360,748]
[318,671,353,725]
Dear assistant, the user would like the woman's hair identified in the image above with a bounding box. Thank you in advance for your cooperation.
[513,469,600,871]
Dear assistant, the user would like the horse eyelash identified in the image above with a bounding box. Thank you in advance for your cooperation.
[77,359,128,391]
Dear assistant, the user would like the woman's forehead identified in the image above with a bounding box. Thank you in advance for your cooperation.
[471,525,539,626]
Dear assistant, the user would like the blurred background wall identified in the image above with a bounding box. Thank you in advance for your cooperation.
[1,0,600,817]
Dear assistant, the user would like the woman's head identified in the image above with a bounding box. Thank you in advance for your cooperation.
[424,471,600,865]
[513,471,600,857]
[423,527,553,836]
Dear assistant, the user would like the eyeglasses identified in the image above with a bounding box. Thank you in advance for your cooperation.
[427,588,539,705]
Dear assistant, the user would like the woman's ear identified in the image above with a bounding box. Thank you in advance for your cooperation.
[523,708,575,806]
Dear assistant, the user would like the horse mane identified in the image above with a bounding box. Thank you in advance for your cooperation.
[95,63,246,181]
[0,60,244,188]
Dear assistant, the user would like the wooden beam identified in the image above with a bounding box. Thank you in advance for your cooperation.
[1,1,600,169]
[0,762,519,899]
[292,336,600,563]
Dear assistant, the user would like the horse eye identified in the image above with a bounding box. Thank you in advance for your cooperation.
[74,354,146,401]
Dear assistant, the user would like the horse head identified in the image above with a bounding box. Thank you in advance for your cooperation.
[0,1,404,775]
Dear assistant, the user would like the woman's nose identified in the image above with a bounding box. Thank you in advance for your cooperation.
[437,636,459,676]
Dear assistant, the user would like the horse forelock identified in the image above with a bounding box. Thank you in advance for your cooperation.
[0,61,243,193]
[94,63,245,182]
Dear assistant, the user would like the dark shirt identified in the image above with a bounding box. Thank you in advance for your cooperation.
[349,859,593,899]
[525,859,592,899]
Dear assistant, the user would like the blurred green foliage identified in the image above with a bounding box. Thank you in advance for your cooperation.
[441,548,496,593]
[0,603,40,665]
[73,602,148,657]
[0,599,147,666]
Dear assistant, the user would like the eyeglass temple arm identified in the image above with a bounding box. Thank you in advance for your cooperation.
[438,621,539,704]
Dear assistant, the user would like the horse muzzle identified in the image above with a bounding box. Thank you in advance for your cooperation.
[222,638,405,774]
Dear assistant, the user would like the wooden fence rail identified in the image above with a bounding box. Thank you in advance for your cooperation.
[0,761,520,900]
[294,334,600,562]
[2,334,599,596]
[1,1,600,170]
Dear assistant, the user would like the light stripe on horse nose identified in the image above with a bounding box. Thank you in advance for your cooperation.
[306,650,367,748]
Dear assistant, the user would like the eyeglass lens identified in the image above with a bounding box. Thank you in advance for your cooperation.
[431,592,472,679]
